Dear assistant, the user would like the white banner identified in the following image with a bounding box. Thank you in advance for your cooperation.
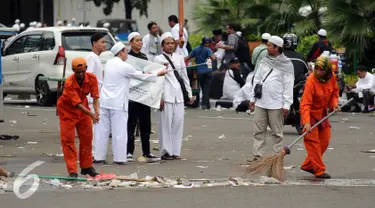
[125,55,165,109]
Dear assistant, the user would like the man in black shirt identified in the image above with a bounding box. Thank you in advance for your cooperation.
[127,32,160,162]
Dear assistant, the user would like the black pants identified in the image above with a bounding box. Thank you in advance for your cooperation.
[198,71,212,109]
[346,90,374,112]
[127,101,151,155]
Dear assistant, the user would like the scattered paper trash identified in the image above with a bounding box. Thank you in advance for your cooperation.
[349,126,361,130]
[27,142,38,145]
[259,176,281,184]
[137,156,147,163]
[50,179,61,187]
[24,105,30,109]
[283,165,295,170]
[196,166,208,169]
[152,147,159,151]
[361,149,375,153]
[9,120,17,124]
[342,118,349,121]
[328,147,334,150]
[297,148,304,151]
[218,134,225,139]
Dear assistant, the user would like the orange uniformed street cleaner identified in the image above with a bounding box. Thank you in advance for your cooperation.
[57,57,100,178]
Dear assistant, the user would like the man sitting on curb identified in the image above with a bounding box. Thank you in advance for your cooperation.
[345,66,375,113]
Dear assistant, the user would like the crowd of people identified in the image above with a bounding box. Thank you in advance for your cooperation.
[6,16,374,180]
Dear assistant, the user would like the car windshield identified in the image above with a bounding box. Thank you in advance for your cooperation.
[61,32,115,51]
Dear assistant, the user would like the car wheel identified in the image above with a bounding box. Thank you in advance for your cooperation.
[35,80,56,106]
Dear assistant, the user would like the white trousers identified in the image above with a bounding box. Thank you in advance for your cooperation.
[94,107,128,162]
[157,102,185,156]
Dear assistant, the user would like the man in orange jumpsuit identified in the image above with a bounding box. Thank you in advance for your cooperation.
[300,56,340,179]
[57,57,100,178]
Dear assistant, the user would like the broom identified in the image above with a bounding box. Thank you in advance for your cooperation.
[246,98,354,182]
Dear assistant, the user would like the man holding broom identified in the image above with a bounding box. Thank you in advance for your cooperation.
[300,56,340,179]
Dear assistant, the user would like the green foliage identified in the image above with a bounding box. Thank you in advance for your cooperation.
[192,0,275,35]
[86,0,150,18]
[324,0,375,63]
[247,34,260,41]
[343,74,358,86]
[296,35,316,59]
[189,34,204,49]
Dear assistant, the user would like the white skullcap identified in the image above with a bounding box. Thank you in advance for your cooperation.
[72,17,76,21]
[317,29,327,36]
[128,32,141,42]
[261,33,271,40]
[111,42,126,56]
[20,23,25,28]
[36,23,42,28]
[103,22,110,28]
[15,19,20,24]
[160,32,173,42]
[67,23,72,27]
[32,21,37,25]
[268,35,284,47]
[57,20,63,25]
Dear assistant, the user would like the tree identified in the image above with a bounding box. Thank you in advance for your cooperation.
[192,0,276,35]
[324,0,375,63]
[263,0,327,36]
[86,0,150,19]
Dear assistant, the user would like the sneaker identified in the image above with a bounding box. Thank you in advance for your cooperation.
[161,153,174,160]
[315,172,331,179]
[144,154,161,162]
[81,167,99,177]
[127,153,134,162]
[68,172,78,178]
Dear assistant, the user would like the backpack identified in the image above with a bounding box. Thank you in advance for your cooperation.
[235,34,251,64]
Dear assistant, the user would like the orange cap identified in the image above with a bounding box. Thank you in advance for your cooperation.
[72,57,87,70]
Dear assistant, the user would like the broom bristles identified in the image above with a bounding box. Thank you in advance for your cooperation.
[246,151,286,182]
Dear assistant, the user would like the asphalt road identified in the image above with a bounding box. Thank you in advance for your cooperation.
[1,100,375,207]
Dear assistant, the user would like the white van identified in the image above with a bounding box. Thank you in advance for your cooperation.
[1,27,115,106]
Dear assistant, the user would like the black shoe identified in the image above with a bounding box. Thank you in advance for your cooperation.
[144,154,161,162]
[301,168,314,175]
[315,172,331,179]
[68,172,78,178]
[113,161,126,165]
[247,156,262,163]
[81,167,99,177]
[93,160,107,164]
[161,153,174,160]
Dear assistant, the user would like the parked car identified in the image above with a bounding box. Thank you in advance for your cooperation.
[1,27,116,106]
[96,18,138,42]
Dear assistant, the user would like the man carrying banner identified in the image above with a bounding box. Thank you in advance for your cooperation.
[127,32,161,162]
[94,42,168,165]
[154,32,194,160]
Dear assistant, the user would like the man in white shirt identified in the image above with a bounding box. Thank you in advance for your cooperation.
[248,36,294,162]
[154,32,194,160]
[93,42,168,165]
[168,15,189,57]
[141,21,162,61]
[346,66,375,113]
[86,33,106,155]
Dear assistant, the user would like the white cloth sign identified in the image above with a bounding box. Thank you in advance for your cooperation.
[125,55,166,109]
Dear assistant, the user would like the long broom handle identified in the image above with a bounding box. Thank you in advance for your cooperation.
[287,98,354,150]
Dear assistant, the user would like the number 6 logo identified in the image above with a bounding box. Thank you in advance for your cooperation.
[13,161,45,199]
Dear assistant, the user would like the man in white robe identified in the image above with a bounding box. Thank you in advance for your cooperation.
[154,32,194,160]
[93,42,168,164]
[86,33,106,155]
